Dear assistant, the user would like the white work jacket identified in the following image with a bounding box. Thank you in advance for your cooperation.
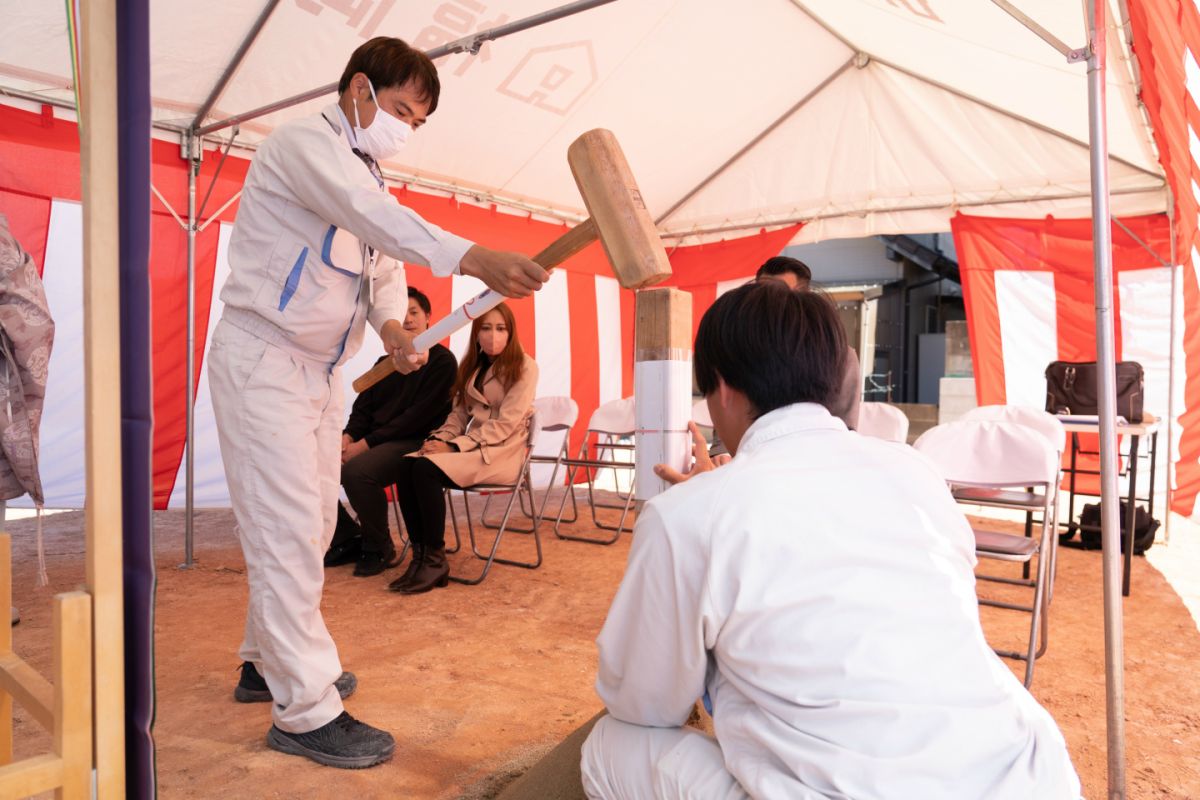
[220,103,473,367]
[595,403,1081,799]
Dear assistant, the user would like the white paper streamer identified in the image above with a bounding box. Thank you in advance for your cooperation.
[634,359,693,502]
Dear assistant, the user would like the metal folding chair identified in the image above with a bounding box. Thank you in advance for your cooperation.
[482,396,578,532]
[914,419,1059,687]
[857,402,910,443]
[446,409,542,586]
[551,396,636,544]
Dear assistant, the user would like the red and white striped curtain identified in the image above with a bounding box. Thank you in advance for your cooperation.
[952,212,1192,512]
[0,103,794,508]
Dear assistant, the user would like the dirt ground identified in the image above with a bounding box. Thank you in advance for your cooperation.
[6,492,1200,799]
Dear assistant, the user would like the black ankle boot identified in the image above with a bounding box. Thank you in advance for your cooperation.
[387,544,424,590]
[391,546,448,594]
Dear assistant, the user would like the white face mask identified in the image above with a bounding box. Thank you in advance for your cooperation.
[352,79,412,161]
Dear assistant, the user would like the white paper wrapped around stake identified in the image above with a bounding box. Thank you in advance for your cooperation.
[634,286,693,503]
[634,359,693,502]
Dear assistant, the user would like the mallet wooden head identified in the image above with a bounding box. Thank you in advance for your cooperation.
[568,129,673,290]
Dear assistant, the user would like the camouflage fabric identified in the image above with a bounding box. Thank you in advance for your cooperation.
[0,214,54,504]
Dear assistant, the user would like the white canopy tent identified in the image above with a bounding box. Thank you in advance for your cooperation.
[0,2,1173,797]
[1,0,1166,240]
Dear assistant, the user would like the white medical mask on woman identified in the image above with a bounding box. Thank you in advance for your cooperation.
[352,79,412,160]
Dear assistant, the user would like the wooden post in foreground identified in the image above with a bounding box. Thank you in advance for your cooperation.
[79,0,126,794]
[634,287,693,503]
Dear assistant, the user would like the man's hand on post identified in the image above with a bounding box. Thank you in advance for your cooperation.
[381,320,427,374]
[459,244,549,298]
[654,421,720,486]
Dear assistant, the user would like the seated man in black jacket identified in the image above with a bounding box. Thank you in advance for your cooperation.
[325,286,458,576]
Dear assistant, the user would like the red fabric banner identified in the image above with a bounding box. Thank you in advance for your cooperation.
[952,212,1176,498]
[0,188,51,275]
[0,102,800,507]
[1121,0,1200,515]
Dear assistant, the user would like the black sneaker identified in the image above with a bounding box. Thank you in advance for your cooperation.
[234,661,358,703]
[266,711,395,769]
[324,540,362,568]
[352,549,398,577]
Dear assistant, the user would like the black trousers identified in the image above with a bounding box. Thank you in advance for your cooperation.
[337,438,422,555]
[391,456,458,550]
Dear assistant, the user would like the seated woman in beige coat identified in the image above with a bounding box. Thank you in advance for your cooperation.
[388,302,538,594]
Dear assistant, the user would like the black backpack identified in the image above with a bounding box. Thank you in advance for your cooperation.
[1062,500,1159,555]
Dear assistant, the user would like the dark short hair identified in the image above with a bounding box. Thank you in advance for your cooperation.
[407,285,432,316]
[338,37,441,113]
[756,256,812,285]
[694,281,846,417]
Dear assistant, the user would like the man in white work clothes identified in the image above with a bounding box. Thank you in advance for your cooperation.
[581,281,1081,798]
[208,37,548,768]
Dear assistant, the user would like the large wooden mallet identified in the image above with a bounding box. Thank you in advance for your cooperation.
[352,128,671,393]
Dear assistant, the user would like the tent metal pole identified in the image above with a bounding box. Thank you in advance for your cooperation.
[1085,0,1126,796]
[1165,191,1178,545]
[191,0,281,129]
[990,0,1080,59]
[194,0,619,138]
[183,136,198,569]
[654,57,856,225]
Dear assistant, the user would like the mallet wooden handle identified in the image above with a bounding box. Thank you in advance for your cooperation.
[351,219,598,394]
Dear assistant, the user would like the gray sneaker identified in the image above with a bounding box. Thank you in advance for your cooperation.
[266,711,395,769]
[234,661,357,703]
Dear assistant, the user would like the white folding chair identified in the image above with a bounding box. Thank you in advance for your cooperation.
[692,398,713,430]
[857,402,910,443]
[551,396,636,544]
[958,405,1066,599]
[446,409,542,586]
[914,419,1059,687]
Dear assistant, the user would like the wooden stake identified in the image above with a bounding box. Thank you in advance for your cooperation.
[54,592,92,800]
[79,0,126,794]
[633,288,693,503]
[635,287,693,361]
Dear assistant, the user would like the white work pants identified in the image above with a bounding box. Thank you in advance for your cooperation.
[208,319,345,733]
[581,715,750,800]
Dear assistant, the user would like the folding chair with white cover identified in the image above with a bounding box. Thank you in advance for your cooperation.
[551,396,636,544]
[856,402,910,443]
[497,396,578,531]
[691,398,713,430]
[958,405,1066,597]
[913,419,1059,687]
[446,410,542,586]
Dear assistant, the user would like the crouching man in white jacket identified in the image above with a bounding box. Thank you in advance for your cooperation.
[581,281,1081,799]
[209,37,547,769]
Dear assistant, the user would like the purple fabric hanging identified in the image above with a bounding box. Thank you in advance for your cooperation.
[117,0,156,795]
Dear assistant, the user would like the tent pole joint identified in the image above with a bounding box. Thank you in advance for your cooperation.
[991,0,1089,62]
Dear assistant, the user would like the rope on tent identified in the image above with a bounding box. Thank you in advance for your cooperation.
[64,0,82,121]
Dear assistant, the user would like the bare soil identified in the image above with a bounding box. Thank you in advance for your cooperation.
[5,494,1199,799]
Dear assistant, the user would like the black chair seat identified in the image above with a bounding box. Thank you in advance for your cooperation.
[974,529,1039,559]
[953,487,1046,509]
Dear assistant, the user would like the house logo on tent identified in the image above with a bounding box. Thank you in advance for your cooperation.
[497,42,598,116]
